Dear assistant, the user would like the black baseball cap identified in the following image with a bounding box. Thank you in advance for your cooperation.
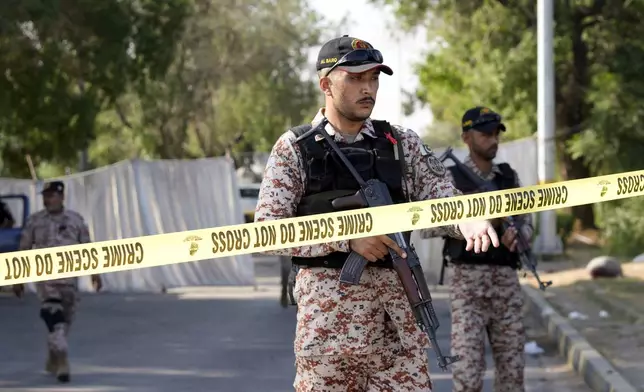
[41,181,64,194]
[461,106,506,133]
[316,35,393,76]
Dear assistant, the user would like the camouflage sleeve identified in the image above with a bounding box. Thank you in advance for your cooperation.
[19,215,35,251]
[76,214,92,244]
[417,168,459,239]
[254,130,350,257]
[512,170,535,239]
[393,125,463,240]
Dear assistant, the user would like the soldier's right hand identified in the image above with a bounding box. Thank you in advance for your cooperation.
[349,235,407,262]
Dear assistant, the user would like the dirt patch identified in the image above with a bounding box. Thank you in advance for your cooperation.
[522,246,644,390]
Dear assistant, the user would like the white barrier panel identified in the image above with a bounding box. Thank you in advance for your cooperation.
[0,158,255,293]
[0,135,536,291]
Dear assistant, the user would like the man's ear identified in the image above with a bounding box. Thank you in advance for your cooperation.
[319,76,333,97]
[461,131,469,144]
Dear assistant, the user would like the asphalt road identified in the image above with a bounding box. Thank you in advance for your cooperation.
[0,256,591,391]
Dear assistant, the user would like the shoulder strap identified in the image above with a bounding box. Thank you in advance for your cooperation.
[291,124,313,139]
[448,165,468,185]
[493,162,517,190]
[371,120,390,136]
[497,162,514,178]
[290,124,326,160]
[373,120,410,202]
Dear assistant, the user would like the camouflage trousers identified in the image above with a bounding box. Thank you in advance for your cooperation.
[448,264,525,392]
[37,282,78,355]
[293,316,432,392]
[294,348,431,392]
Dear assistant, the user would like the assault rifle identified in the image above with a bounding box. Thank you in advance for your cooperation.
[298,117,460,372]
[438,147,553,291]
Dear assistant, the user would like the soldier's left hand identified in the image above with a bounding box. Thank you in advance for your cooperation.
[501,226,518,251]
[458,220,500,253]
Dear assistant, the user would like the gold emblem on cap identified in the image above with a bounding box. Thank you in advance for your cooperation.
[351,39,370,49]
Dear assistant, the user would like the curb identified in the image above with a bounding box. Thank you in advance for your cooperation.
[522,284,640,392]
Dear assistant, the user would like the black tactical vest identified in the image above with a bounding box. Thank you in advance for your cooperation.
[442,163,521,268]
[290,120,409,269]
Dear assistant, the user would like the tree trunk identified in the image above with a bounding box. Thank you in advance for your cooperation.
[559,12,597,230]
[562,152,597,229]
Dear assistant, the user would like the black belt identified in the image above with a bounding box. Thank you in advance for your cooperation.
[297,258,393,269]
[450,258,519,269]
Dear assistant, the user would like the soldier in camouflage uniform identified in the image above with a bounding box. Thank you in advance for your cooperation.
[255,36,500,392]
[14,181,102,383]
[422,107,533,392]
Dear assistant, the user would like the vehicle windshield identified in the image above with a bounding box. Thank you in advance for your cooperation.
[239,188,260,198]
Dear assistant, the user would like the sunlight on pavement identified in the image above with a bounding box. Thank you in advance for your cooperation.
[73,366,239,378]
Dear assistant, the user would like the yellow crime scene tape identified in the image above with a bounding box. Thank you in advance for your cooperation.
[2,170,644,287]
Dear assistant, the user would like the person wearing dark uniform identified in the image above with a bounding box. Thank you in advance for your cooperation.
[422,106,533,392]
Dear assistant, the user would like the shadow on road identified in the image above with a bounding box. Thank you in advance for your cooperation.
[0,256,590,391]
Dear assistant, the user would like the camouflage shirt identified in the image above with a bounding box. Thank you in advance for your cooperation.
[256,108,464,356]
[20,208,92,286]
[420,155,534,239]
[255,108,463,257]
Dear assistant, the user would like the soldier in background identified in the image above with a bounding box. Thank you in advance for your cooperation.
[13,181,102,383]
[422,106,532,392]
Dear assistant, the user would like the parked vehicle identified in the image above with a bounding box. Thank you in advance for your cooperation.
[0,194,29,253]
[0,194,30,297]
[239,183,260,223]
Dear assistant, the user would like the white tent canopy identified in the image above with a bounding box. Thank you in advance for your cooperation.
[1,135,537,292]
[0,158,255,293]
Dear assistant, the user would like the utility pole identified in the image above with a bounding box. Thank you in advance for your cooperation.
[78,148,89,172]
[535,0,563,257]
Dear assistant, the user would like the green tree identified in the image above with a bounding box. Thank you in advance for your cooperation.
[373,0,644,232]
[106,0,330,164]
[0,0,190,177]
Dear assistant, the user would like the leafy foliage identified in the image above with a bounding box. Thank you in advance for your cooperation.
[0,0,332,176]
[0,0,190,176]
[374,0,644,238]
[94,0,328,163]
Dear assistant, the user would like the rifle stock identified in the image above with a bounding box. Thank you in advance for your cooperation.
[439,147,553,291]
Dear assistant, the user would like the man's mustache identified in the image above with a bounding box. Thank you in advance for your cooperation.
[357,97,375,104]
